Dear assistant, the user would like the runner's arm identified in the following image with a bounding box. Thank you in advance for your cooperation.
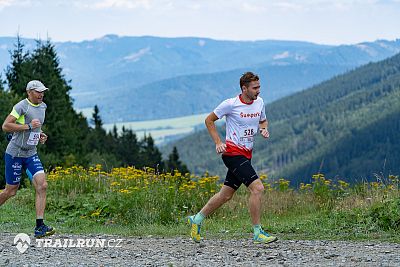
[2,115,30,132]
[259,119,268,130]
[205,112,226,153]
[39,132,48,144]
[259,119,269,138]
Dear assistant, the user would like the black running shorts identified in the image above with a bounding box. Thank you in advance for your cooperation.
[222,155,259,190]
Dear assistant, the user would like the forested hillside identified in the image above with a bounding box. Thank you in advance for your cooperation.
[164,53,400,183]
[0,39,187,188]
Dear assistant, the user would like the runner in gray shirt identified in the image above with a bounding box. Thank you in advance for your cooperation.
[0,80,55,238]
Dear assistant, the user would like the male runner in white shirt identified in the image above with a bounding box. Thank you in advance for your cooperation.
[188,72,277,244]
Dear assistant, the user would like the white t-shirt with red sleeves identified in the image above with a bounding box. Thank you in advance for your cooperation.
[213,94,267,159]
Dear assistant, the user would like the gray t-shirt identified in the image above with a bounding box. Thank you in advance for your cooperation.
[6,98,47,158]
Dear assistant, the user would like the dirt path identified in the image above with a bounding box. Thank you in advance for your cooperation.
[0,233,399,266]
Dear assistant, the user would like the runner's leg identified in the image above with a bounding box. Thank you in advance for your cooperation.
[1,153,22,205]
[25,154,46,219]
[248,179,264,225]
[0,184,19,205]
[199,185,236,216]
[32,172,47,219]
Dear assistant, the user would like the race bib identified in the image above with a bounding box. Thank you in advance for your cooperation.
[27,132,40,146]
[239,128,256,143]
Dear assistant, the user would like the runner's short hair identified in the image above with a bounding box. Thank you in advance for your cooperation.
[240,72,259,90]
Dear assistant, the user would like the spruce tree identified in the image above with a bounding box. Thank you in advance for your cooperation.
[5,38,90,166]
[87,105,108,153]
[165,146,189,174]
[140,134,163,170]
[5,35,31,97]
[117,127,141,167]
[112,125,118,139]
[29,40,90,165]
[0,75,4,91]
[0,77,19,188]
[91,105,103,129]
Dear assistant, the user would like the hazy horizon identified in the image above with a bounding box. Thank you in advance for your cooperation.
[1,0,400,46]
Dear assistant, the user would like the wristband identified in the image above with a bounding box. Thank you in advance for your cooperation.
[28,123,32,131]
[259,128,266,133]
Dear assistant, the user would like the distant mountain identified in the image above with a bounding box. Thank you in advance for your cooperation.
[162,53,400,183]
[1,36,330,92]
[1,36,400,122]
[82,63,348,122]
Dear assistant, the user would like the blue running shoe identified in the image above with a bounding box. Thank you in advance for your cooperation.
[253,229,277,244]
[34,224,55,238]
[187,215,201,242]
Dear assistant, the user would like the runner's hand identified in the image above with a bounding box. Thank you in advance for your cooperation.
[260,128,269,139]
[30,119,41,129]
[39,132,47,144]
[216,142,226,154]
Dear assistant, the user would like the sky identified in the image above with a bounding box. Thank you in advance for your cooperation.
[0,0,400,45]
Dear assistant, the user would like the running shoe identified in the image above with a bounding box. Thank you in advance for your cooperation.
[187,215,201,242]
[34,224,55,238]
[253,229,277,244]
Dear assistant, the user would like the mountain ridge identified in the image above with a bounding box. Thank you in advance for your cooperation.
[1,36,400,122]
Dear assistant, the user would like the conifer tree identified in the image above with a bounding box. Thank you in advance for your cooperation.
[117,127,141,167]
[112,125,118,139]
[91,105,103,129]
[140,134,163,170]
[0,76,17,188]
[29,40,89,165]
[87,105,108,154]
[2,37,190,175]
[0,75,4,91]
[5,35,31,97]
[5,38,90,166]
[165,146,189,174]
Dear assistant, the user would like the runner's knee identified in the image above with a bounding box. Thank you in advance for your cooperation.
[223,194,233,202]
[8,189,18,197]
[250,183,264,195]
[4,187,18,198]
[36,180,48,192]
[219,191,234,202]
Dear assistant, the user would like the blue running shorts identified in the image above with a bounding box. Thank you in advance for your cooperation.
[4,153,44,185]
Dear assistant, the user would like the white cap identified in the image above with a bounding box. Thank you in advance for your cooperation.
[26,80,49,92]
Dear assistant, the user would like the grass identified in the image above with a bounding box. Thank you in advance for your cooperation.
[0,168,399,243]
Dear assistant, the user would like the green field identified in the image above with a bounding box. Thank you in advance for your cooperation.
[1,168,399,242]
[88,112,211,144]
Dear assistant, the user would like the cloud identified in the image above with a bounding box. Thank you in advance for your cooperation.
[90,0,152,9]
[271,1,304,11]
[0,0,31,10]
[241,2,267,13]
[268,0,398,12]
[0,0,15,9]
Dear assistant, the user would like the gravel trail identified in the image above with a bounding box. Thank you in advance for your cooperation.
[1,233,399,266]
